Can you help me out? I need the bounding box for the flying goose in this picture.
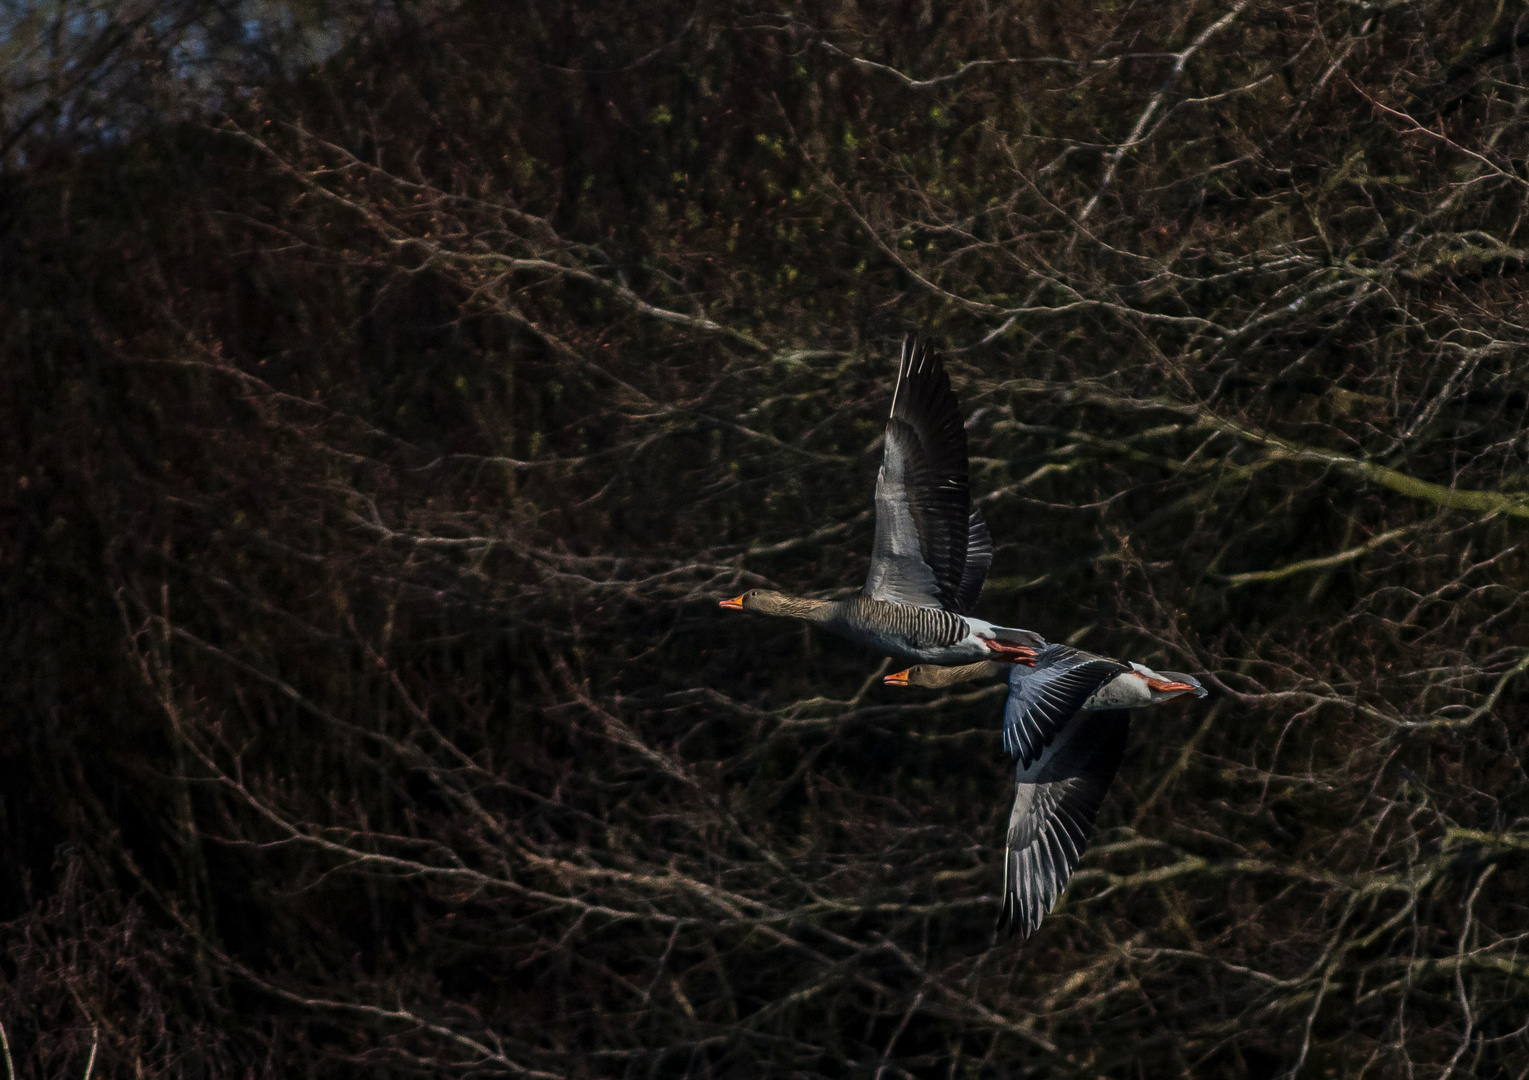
[720,337,1044,665]
[886,646,1206,938]
[886,649,1206,768]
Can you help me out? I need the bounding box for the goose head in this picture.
[719,590,822,618]
[1128,663,1207,704]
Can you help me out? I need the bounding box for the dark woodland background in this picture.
[5,0,1529,1076]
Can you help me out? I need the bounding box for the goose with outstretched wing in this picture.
[720,336,1044,664]
[887,646,1207,938]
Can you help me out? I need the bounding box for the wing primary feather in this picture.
[954,509,992,614]
[998,710,1133,940]
[866,336,976,611]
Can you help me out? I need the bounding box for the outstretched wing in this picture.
[1004,645,1131,768]
[865,337,974,611]
[998,709,1131,940]
[953,509,992,615]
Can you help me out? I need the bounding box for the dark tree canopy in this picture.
[5,0,1529,1076]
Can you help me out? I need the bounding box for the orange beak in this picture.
[718,595,745,610]
[1146,678,1198,694]
[884,669,911,686]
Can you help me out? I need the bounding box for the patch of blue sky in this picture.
[0,0,394,168]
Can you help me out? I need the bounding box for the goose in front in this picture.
[719,337,1044,665]
[886,645,1206,938]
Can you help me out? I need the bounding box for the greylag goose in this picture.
[720,337,1044,665]
[886,646,1206,938]
[886,648,1206,768]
